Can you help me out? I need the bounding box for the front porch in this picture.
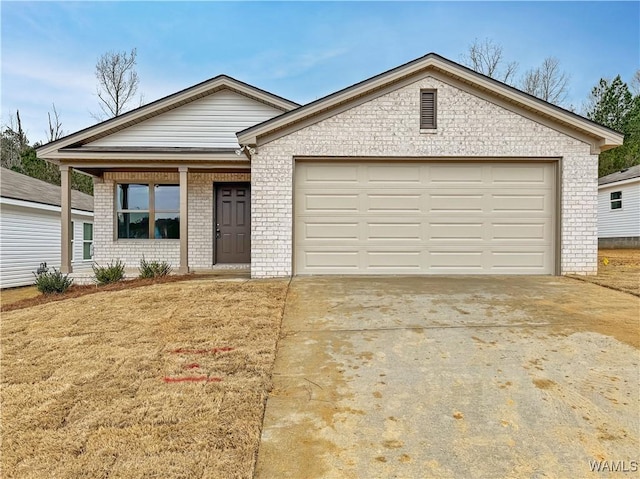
[59,164,251,276]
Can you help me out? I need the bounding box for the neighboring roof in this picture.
[0,168,94,212]
[37,75,300,160]
[598,164,640,186]
[237,52,624,153]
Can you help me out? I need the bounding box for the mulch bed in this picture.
[1,274,200,313]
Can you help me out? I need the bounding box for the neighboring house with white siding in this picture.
[0,168,94,288]
[598,165,640,248]
[36,54,623,278]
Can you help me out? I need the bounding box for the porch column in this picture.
[60,165,73,274]
[178,167,189,274]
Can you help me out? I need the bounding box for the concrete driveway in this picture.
[255,276,639,478]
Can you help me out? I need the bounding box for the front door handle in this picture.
[216,224,221,239]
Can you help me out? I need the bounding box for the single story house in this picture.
[597,165,640,248]
[0,168,94,288]
[36,53,623,278]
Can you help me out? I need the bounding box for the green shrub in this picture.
[33,268,73,294]
[139,257,172,279]
[93,260,125,285]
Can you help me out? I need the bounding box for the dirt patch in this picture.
[569,249,640,297]
[1,278,289,479]
[533,379,556,390]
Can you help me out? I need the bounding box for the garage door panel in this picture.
[304,222,360,240]
[303,193,360,212]
[491,221,550,241]
[428,222,484,240]
[429,194,484,213]
[490,250,548,270]
[428,251,484,270]
[367,222,422,240]
[491,193,550,213]
[367,193,422,212]
[491,165,548,185]
[302,251,360,270]
[301,164,359,183]
[367,165,423,183]
[429,164,484,183]
[366,251,422,269]
[295,161,555,275]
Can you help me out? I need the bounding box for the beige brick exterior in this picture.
[252,75,598,277]
[94,171,249,270]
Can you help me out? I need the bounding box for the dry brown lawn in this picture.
[1,278,289,479]
[570,249,640,296]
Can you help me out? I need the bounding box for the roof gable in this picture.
[85,89,284,150]
[237,53,623,154]
[37,75,299,159]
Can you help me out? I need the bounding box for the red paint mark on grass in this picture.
[163,376,223,383]
[184,363,200,370]
[171,347,234,355]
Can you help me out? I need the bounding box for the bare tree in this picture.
[461,38,518,84]
[631,69,640,96]
[1,110,29,168]
[520,57,570,105]
[93,48,140,120]
[46,103,65,142]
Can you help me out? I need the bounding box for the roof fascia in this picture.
[58,159,250,170]
[45,150,248,162]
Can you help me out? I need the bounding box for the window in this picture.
[420,89,437,129]
[116,183,180,239]
[610,191,622,210]
[83,223,93,260]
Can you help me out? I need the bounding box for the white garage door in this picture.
[294,161,556,275]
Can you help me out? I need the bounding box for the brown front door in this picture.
[215,183,251,264]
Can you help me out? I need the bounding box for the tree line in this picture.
[460,39,640,177]
[1,42,638,195]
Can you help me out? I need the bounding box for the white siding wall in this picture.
[88,90,283,149]
[598,181,640,238]
[0,202,93,288]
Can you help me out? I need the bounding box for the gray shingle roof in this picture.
[1,168,93,212]
[598,165,640,186]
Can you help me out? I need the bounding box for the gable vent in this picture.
[420,89,437,129]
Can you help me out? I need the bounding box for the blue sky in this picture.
[2,1,638,144]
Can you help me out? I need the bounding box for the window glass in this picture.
[118,212,150,238]
[610,191,622,210]
[155,213,180,239]
[83,223,93,241]
[115,183,180,239]
[117,184,149,210]
[83,223,93,260]
[155,185,180,210]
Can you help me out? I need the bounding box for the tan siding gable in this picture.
[88,90,283,149]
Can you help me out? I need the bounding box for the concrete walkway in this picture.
[256,276,639,479]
